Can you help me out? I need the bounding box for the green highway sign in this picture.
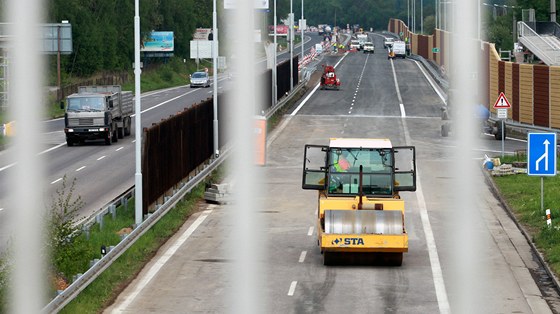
[399,32,404,36]
[432,47,440,53]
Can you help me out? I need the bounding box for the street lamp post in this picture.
[301,0,304,61]
[134,0,142,226]
[290,0,293,90]
[212,0,219,157]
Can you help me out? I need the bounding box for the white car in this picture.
[190,71,210,88]
[384,37,394,48]
[363,42,375,54]
[349,40,360,50]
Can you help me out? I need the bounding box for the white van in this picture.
[350,40,360,50]
[384,37,394,48]
[392,41,406,58]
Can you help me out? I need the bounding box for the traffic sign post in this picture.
[493,92,511,158]
[528,132,557,212]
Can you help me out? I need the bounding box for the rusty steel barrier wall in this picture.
[142,97,221,213]
[388,18,560,131]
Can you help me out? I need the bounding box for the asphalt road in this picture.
[0,34,326,253]
[106,33,560,313]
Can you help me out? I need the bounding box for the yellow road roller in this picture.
[302,138,416,266]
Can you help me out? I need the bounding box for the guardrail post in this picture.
[82,224,90,240]
[96,213,104,230]
[109,204,116,220]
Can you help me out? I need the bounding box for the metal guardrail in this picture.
[42,64,314,312]
[42,149,230,313]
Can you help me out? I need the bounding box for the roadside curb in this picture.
[482,167,560,296]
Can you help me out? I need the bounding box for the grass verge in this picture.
[492,154,560,277]
[57,166,224,313]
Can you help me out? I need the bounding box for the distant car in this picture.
[190,71,210,88]
[363,42,375,54]
[392,41,406,58]
[384,37,394,48]
[349,40,360,50]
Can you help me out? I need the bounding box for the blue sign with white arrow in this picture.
[528,133,557,176]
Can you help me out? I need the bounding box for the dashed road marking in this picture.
[76,166,86,172]
[287,281,298,296]
[97,156,106,161]
[50,178,62,185]
[307,226,314,236]
[299,251,307,263]
[116,147,124,151]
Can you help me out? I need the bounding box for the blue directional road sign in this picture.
[528,133,557,176]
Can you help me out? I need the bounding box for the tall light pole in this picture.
[134,0,142,226]
[301,0,304,61]
[290,0,293,90]
[408,0,411,27]
[421,0,424,34]
[552,0,557,22]
[212,0,219,157]
[273,0,277,105]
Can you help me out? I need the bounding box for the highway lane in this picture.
[107,34,559,312]
[0,33,327,252]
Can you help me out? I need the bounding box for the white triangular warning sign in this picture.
[493,92,511,109]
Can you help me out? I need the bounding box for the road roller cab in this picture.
[302,138,416,266]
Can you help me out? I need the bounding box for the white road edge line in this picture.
[390,59,406,118]
[287,281,297,296]
[413,60,447,104]
[400,100,450,313]
[291,52,349,116]
[97,156,106,161]
[417,175,450,314]
[116,147,124,151]
[75,166,86,172]
[298,251,307,263]
[113,209,213,312]
[50,178,62,185]
[307,226,314,236]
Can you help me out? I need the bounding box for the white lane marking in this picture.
[50,178,62,185]
[39,143,66,155]
[0,208,3,212]
[413,60,447,104]
[399,104,406,117]
[132,90,198,117]
[97,156,106,161]
[76,166,86,172]
[0,163,16,173]
[287,281,298,296]
[298,251,307,263]
[307,226,314,236]
[116,147,124,151]
[400,102,450,313]
[390,59,406,118]
[291,52,349,116]
[113,210,213,312]
[132,140,136,143]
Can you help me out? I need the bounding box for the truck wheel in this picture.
[66,139,74,147]
[105,132,112,145]
[112,128,118,143]
[124,117,131,136]
[117,127,124,139]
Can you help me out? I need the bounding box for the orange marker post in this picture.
[254,116,266,166]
